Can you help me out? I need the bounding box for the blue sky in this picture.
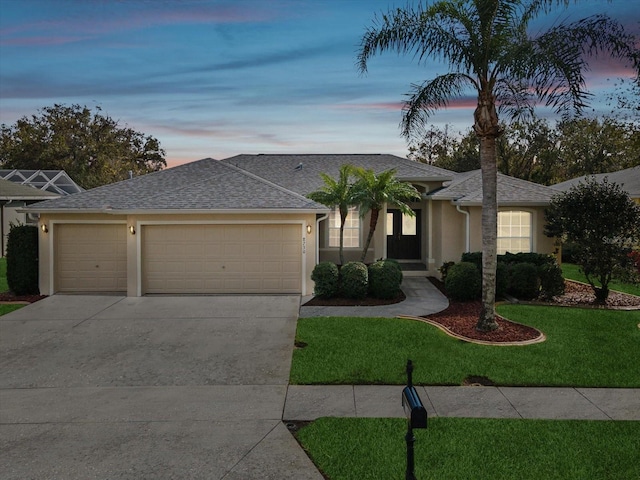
[1,0,638,167]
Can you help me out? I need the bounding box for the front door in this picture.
[386,209,421,260]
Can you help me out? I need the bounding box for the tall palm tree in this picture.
[352,168,421,262]
[358,0,639,331]
[307,164,357,265]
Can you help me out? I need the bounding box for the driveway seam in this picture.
[71,296,127,328]
[220,420,281,479]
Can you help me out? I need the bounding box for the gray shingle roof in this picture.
[26,158,327,212]
[551,166,640,198]
[222,154,454,195]
[430,169,557,206]
[0,179,59,200]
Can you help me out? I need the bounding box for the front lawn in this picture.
[562,262,640,297]
[290,305,640,387]
[0,257,8,292]
[296,417,640,480]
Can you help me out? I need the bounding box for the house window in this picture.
[497,210,532,254]
[328,207,360,248]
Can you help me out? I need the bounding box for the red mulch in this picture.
[0,292,47,303]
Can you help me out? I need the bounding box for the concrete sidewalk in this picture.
[283,385,640,421]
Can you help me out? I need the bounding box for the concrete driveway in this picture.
[0,295,322,479]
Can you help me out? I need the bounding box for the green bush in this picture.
[460,252,482,271]
[439,261,456,283]
[340,261,369,299]
[508,262,539,300]
[496,262,509,298]
[311,261,339,298]
[445,262,481,301]
[6,225,39,295]
[538,262,565,300]
[368,259,403,299]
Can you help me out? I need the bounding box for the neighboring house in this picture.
[25,154,558,297]
[0,170,82,256]
[552,165,640,204]
[0,179,59,256]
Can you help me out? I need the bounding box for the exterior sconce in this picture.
[129,225,136,235]
[41,224,48,233]
[306,225,312,234]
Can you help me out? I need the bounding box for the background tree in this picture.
[358,1,639,330]
[352,168,420,262]
[0,104,166,189]
[307,164,357,265]
[545,177,640,303]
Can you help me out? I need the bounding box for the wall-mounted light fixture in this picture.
[306,225,312,234]
[41,224,48,233]
[129,225,136,235]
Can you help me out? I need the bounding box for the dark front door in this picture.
[386,209,421,260]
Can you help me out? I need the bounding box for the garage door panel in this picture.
[142,224,302,294]
[55,224,127,293]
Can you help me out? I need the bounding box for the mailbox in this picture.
[402,385,427,429]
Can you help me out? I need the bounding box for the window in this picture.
[328,207,360,247]
[497,211,532,254]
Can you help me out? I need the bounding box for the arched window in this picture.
[497,211,532,254]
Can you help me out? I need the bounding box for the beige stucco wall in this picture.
[38,212,318,297]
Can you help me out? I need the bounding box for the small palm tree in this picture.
[352,168,421,262]
[307,164,357,265]
[358,0,639,331]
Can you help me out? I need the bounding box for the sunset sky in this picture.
[1,0,638,168]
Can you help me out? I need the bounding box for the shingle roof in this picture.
[25,158,327,212]
[551,166,640,198]
[222,154,454,195]
[430,169,556,206]
[0,179,59,200]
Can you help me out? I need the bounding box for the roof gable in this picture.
[552,166,640,197]
[26,158,327,212]
[430,169,557,205]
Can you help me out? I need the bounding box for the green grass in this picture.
[290,305,640,387]
[296,417,640,480]
[0,304,23,315]
[0,257,8,292]
[562,262,640,297]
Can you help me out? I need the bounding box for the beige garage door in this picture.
[142,224,302,294]
[55,224,127,293]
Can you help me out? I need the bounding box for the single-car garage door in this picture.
[55,224,127,293]
[142,224,302,294]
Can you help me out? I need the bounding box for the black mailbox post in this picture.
[402,360,427,480]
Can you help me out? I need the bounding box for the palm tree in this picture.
[352,168,421,262]
[358,0,639,331]
[307,164,357,265]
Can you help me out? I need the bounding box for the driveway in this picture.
[0,295,322,479]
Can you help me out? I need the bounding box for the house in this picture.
[552,165,640,204]
[25,154,558,296]
[0,179,59,256]
[0,170,83,256]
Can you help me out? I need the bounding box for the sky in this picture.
[1,0,638,168]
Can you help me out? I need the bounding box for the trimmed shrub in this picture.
[538,261,565,300]
[6,224,39,295]
[368,259,403,299]
[439,261,455,283]
[496,261,509,298]
[508,262,539,300]
[445,262,481,301]
[340,261,369,299]
[461,252,482,271]
[311,261,339,298]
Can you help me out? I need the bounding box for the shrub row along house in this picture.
[25,154,558,297]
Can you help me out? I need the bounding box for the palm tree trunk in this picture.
[339,216,346,265]
[360,208,379,263]
[478,136,499,331]
[474,89,500,332]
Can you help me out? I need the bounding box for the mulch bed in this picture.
[0,292,47,303]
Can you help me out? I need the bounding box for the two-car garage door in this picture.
[142,224,302,294]
[54,223,303,295]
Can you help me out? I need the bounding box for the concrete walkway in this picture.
[299,276,449,318]
[284,385,640,421]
